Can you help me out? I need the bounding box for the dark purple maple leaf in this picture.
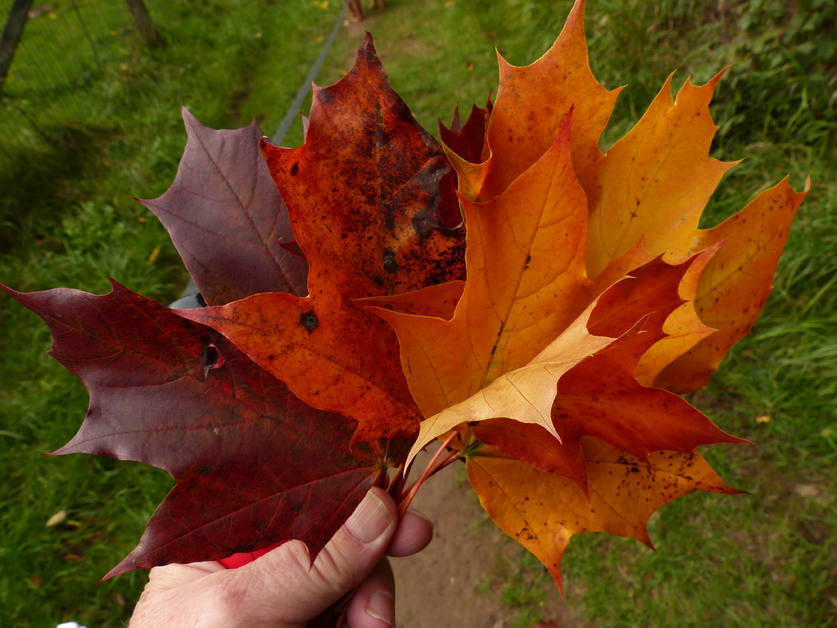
[1,281,387,579]
[440,101,492,165]
[141,108,309,305]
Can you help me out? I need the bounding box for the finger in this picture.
[210,486,399,626]
[344,559,395,628]
[387,508,433,558]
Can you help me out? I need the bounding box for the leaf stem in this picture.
[387,462,407,500]
[396,431,459,517]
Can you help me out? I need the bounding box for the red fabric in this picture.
[219,542,282,569]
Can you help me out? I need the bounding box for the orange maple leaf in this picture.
[446,0,620,202]
[442,0,806,391]
[467,438,740,593]
[374,117,603,452]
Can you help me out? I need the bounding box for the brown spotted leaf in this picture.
[467,438,740,591]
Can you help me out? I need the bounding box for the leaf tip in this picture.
[180,105,200,131]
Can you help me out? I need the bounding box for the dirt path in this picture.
[391,453,585,628]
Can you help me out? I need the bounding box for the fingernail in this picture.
[345,491,392,544]
[366,589,394,627]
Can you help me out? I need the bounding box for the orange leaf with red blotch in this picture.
[465,255,745,496]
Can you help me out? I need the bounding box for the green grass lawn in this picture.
[1,0,835,626]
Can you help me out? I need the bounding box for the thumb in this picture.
[213,487,398,627]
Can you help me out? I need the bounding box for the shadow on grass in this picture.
[0,122,113,252]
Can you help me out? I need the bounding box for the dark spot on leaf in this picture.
[382,201,397,233]
[630,467,640,473]
[376,124,391,150]
[202,343,224,378]
[383,249,399,274]
[300,310,319,333]
[410,209,437,239]
[290,163,299,177]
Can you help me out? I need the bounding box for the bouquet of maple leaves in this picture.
[4,0,807,606]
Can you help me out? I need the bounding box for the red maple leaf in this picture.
[1,281,394,577]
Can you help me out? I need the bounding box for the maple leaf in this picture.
[180,34,465,443]
[583,72,735,279]
[140,108,308,305]
[468,254,746,495]
[467,437,740,592]
[375,117,594,431]
[444,0,620,203]
[1,281,389,578]
[439,100,492,166]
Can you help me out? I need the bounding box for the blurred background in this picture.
[0,0,834,626]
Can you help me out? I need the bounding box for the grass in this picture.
[0,0,835,626]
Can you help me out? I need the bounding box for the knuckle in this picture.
[308,539,361,594]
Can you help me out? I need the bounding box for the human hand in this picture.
[129,486,433,628]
